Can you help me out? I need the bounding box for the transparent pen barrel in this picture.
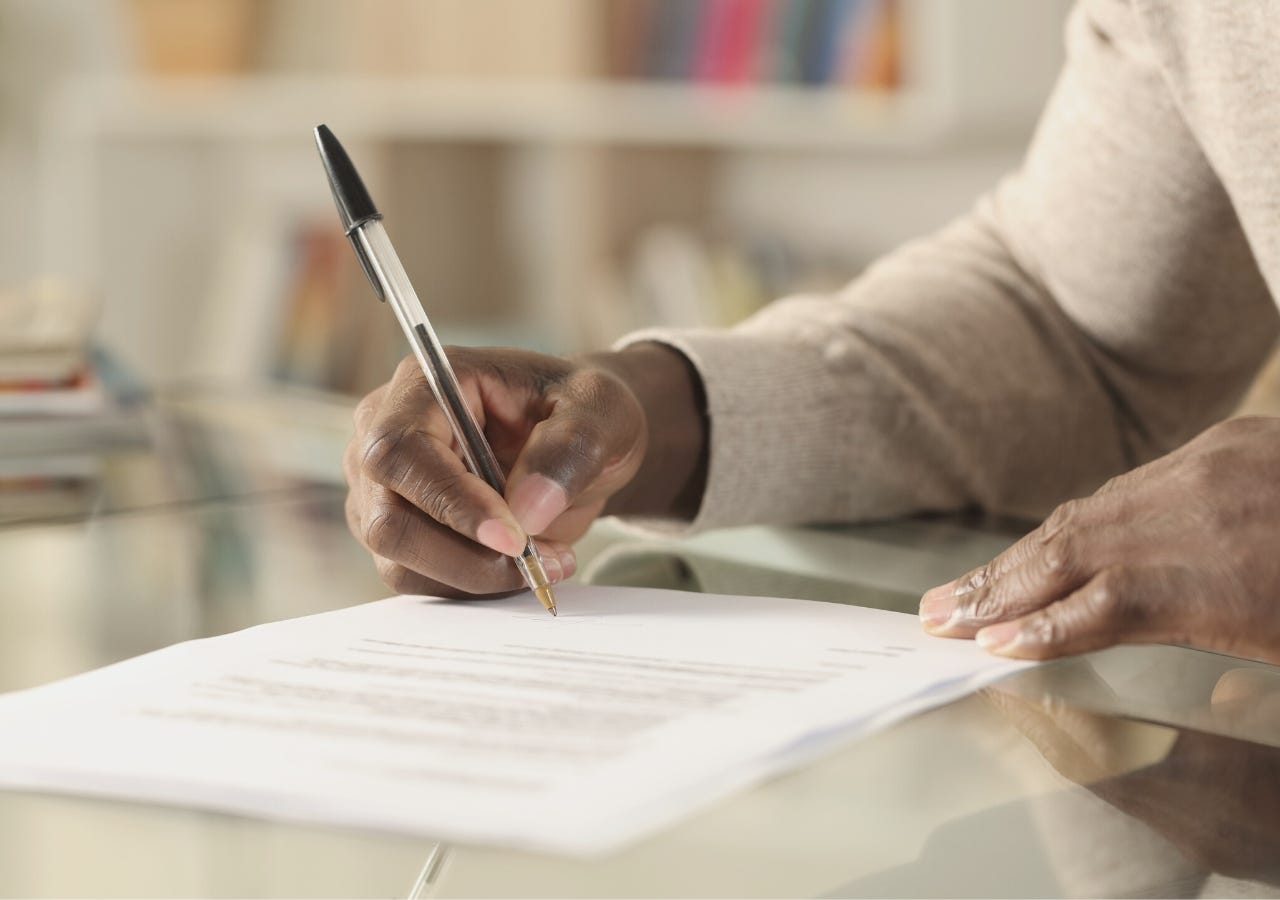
[357,221,552,594]
[356,222,507,493]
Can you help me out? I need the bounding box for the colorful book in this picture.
[648,0,704,80]
[858,0,902,89]
[801,0,859,85]
[704,0,769,83]
[771,0,817,83]
[603,0,657,79]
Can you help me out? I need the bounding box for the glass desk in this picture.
[1,388,1277,898]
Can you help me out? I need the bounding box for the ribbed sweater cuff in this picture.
[613,326,853,534]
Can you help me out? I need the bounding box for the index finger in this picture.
[360,361,528,558]
[917,510,1055,621]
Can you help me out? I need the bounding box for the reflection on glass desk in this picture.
[1,387,1278,898]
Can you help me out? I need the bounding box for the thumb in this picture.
[504,370,645,536]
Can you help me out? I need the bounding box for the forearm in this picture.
[608,0,1277,532]
[620,216,1142,529]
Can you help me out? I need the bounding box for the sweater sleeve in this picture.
[617,0,1278,532]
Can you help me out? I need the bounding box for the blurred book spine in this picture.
[0,344,151,460]
[0,282,149,515]
[606,0,902,90]
[271,220,404,397]
[694,0,767,84]
[0,454,102,523]
[588,224,859,345]
[0,369,105,417]
[0,279,102,416]
[344,0,600,80]
[127,0,260,75]
[648,0,704,80]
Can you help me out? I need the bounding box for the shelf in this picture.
[47,76,952,152]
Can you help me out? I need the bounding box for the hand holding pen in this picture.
[318,125,709,606]
[343,347,647,599]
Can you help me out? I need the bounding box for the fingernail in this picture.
[919,585,959,630]
[976,621,1021,654]
[507,474,569,536]
[476,518,527,557]
[542,555,564,583]
[559,549,577,579]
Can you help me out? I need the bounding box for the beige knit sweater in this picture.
[622,0,1280,530]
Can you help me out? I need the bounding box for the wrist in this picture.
[586,342,708,520]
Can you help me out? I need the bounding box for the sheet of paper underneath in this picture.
[0,584,1031,855]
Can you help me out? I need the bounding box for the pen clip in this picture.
[348,228,386,302]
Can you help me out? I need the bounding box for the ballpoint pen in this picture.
[313,123,558,616]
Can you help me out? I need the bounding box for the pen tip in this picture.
[534,584,557,616]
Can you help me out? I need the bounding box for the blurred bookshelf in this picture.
[48,78,944,149]
[36,0,1069,398]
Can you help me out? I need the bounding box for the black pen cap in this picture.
[313,124,382,235]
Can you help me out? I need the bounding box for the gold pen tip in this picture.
[534,584,557,617]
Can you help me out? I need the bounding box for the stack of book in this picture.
[604,0,902,90]
[0,281,146,521]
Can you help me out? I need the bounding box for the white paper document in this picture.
[0,585,1030,855]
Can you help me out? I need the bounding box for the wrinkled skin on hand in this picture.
[344,348,645,597]
[920,416,1280,663]
[343,343,705,598]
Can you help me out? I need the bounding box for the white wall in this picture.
[0,0,126,285]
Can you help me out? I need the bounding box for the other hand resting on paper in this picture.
[920,417,1280,664]
[342,343,707,596]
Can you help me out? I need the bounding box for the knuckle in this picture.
[1043,498,1081,536]
[1040,530,1078,580]
[1087,568,1141,630]
[1182,454,1212,488]
[441,345,481,377]
[1095,468,1137,497]
[1087,571,1120,617]
[353,390,381,431]
[361,425,415,486]
[1215,416,1258,440]
[418,471,470,527]
[961,564,991,593]
[363,504,409,557]
[963,589,1004,623]
[393,354,424,384]
[1026,612,1065,648]
[1183,446,1233,491]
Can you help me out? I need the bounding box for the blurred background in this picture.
[2,0,1075,393]
[0,0,1090,692]
[4,0,1278,519]
[3,12,1279,894]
